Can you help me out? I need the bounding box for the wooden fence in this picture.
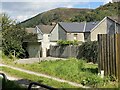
[98,34,120,81]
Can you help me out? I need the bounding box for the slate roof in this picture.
[59,22,84,33]
[37,25,54,34]
[58,21,100,33]
[85,21,99,32]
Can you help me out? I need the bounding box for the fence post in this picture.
[98,34,120,80]
[116,34,120,83]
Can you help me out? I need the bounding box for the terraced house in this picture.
[50,17,120,43]
[24,25,54,58]
[25,16,120,58]
[91,17,120,41]
[50,21,99,43]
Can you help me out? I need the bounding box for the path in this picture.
[0,64,89,88]
[16,57,67,64]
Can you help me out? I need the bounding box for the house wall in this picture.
[27,42,41,58]
[107,18,116,34]
[42,34,50,49]
[91,18,107,41]
[50,24,59,41]
[91,17,120,41]
[67,33,85,42]
[58,25,67,40]
[50,42,58,46]
[117,23,120,33]
[35,26,43,41]
[41,34,50,57]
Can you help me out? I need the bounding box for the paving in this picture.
[16,57,67,64]
[0,64,89,88]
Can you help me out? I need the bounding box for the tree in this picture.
[2,14,27,58]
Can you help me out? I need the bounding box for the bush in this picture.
[57,40,79,45]
[81,75,103,87]
[77,41,98,63]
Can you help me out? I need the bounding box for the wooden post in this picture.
[38,50,40,63]
[13,50,15,60]
[98,34,120,84]
[14,50,15,58]
[116,34,120,84]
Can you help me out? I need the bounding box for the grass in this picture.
[16,59,100,86]
[1,57,119,88]
[0,66,78,88]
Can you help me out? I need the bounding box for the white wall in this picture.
[42,34,50,49]
[41,34,50,57]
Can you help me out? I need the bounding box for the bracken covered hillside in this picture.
[20,2,120,28]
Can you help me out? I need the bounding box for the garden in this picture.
[1,55,118,88]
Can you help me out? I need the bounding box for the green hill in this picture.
[20,2,120,28]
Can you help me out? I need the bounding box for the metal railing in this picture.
[0,73,7,90]
[0,72,58,90]
[28,82,58,90]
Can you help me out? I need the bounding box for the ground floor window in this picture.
[74,34,77,40]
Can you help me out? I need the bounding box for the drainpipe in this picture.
[115,21,117,34]
[83,21,86,42]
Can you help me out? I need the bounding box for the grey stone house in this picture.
[50,21,99,44]
[25,25,54,58]
[24,16,120,58]
[50,17,120,43]
[91,17,120,41]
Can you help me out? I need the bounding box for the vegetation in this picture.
[57,41,98,63]
[77,41,98,63]
[0,67,78,88]
[2,14,27,58]
[57,40,79,45]
[20,2,120,28]
[20,8,91,27]
[2,58,118,88]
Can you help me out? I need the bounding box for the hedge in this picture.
[77,41,98,63]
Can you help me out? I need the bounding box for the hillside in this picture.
[20,8,92,27]
[20,2,120,28]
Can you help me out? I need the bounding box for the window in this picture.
[74,34,77,40]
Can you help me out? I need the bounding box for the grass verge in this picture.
[0,66,79,88]
[2,57,118,88]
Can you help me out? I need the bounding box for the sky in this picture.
[1,0,112,22]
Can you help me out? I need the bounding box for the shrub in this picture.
[57,40,79,45]
[77,41,98,63]
[81,75,103,87]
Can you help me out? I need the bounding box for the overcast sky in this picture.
[1,0,112,22]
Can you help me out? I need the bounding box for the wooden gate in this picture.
[98,34,120,81]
